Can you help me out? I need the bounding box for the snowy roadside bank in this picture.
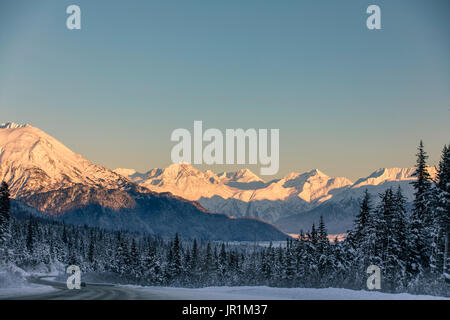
[1,275,448,300]
[121,285,450,300]
[0,265,59,299]
[0,284,58,299]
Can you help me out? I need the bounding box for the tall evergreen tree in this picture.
[318,216,328,248]
[218,243,227,283]
[409,140,433,283]
[128,239,140,277]
[309,223,318,245]
[202,242,215,285]
[317,216,332,286]
[376,188,405,292]
[88,237,95,264]
[172,233,182,277]
[353,189,372,248]
[26,216,34,254]
[412,140,432,223]
[393,186,409,289]
[360,193,382,285]
[431,144,450,282]
[0,181,11,263]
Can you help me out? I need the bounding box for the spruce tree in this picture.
[358,192,382,287]
[202,242,215,285]
[128,239,140,281]
[283,243,296,287]
[431,144,450,282]
[88,237,95,264]
[309,223,318,245]
[172,233,182,279]
[393,186,408,289]
[353,189,372,248]
[409,140,432,284]
[0,181,11,263]
[412,140,432,222]
[318,216,329,249]
[317,216,332,286]
[26,216,34,254]
[191,239,198,270]
[218,243,227,283]
[377,188,406,292]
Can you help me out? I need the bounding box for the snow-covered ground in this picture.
[0,265,59,299]
[1,265,447,300]
[123,285,449,300]
[1,272,447,300]
[0,284,58,299]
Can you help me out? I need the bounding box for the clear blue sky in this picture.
[1,0,449,180]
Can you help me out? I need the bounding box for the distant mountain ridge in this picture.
[114,165,354,202]
[276,167,437,234]
[115,165,437,234]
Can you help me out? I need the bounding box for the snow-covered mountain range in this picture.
[115,163,437,234]
[1,121,437,235]
[113,165,354,221]
[0,122,287,241]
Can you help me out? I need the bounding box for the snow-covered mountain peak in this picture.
[114,168,137,177]
[204,169,216,176]
[0,123,128,198]
[277,169,352,202]
[0,122,30,129]
[165,162,198,175]
[236,168,265,182]
[218,168,265,183]
[112,162,237,201]
[308,168,327,177]
[352,167,437,188]
[282,169,326,182]
[160,162,216,182]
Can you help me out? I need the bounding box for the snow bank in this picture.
[0,264,29,288]
[124,285,449,300]
[0,264,59,299]
[0,285,59,299]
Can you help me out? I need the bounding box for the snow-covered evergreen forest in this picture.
[0,142,449,297]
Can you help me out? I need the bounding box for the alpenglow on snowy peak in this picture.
[352,167,437,188]
[275,166,439,234]
[217,168,265,183]
[114,163,238,200]
[114,164,355,222]
[115,163,438,231]
[0,122,129,198]
[115,165,353,203]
